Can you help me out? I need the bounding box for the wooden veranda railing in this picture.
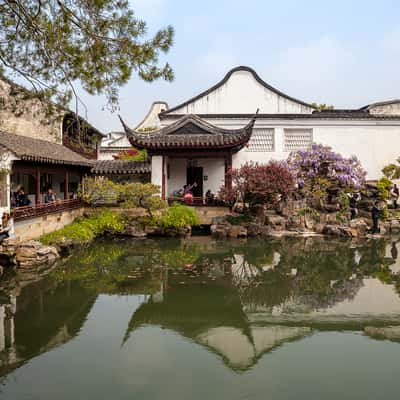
[13,198,82,221]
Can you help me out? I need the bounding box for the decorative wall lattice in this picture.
[284,129,313,151]
[246,128,274,152]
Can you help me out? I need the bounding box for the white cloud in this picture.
[192,36,240,80]
[267,36,357,106]
[380,26,400,54]
[129,0,168,21]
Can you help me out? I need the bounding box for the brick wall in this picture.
[0,79,63,144]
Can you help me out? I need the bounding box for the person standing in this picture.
[371,201,380,234]
[349,193,359,220]
[392,184,399,209]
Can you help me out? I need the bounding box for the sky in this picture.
[75,0,400,133]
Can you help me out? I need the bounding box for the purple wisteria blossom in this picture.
[287,144,366,191]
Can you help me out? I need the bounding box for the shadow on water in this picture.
[1,235,400,374]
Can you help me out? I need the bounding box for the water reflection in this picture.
[1,236,400,375]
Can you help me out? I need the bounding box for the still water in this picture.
[1,236,400,399]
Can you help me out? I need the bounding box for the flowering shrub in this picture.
[287,144,366,199]
[112,148,147,161]
[218,161,295,209]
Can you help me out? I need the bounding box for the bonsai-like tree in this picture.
[219,161,295,210]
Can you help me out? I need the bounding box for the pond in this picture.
[1,236,400,399]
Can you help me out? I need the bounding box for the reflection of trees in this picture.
[0,278,96,378]
[236,237,398,313]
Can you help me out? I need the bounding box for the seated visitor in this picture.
[183,182,197,205]
[0,212,11,244]
[205,189,214,205]
[70,191,78,199]
[44,188,57,203]
[15,187,31,207]
[172,188,184,197]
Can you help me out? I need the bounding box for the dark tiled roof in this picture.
[0,130,93,166]
[120,113,257,150]
[92,160,150,174]
[159,110,400,121]
[160,66,314,116]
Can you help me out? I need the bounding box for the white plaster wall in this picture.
[171,70,313,115]
[167,158,225,196]
[168,158,186,195]
[231,121,400,180]
[201,158,225,194]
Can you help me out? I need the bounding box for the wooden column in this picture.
[64,169,69,200]
[225,152,232,191]
[35,166,40,205]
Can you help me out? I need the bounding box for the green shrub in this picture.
[297,207,320,218]
[380,206,389,221]
[377,177,392,200]
[119,182,166,215]
[337,192,350,212]
[80,178,165,216]
[79,176,119,205]
[160,203,199,229]
[225,214,254,225]
[40,210,124,245]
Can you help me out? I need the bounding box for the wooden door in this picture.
[187,166,203,197]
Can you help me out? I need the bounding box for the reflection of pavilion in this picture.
[123,281,311,370]
[124,258,400,370]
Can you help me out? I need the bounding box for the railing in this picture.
[13,198,82,221]
[167,196,225,207]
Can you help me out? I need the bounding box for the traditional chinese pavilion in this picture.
[121,113,257,201]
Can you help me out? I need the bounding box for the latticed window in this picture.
[246,128,274,152]
[284,129,313,151]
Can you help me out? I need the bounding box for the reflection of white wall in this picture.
[196,325,310,369]
[0,306,5,352]
[319,278,400,315]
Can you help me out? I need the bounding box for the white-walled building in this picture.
[122,66,400,200]
[99,102,168,160]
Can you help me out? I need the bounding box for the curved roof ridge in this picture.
[360,99,400,110]
[161,66,314,116]
[134,101,169,131]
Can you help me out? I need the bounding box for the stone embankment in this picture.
[210,200,400,239]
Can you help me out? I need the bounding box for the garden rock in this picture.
[349,218,368,237]
[247,222,262,237]
[124,222,147,238]
[228,225,247,238]
[15,240,59,269]
[389,218,400,232]
[266,215,286,231]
